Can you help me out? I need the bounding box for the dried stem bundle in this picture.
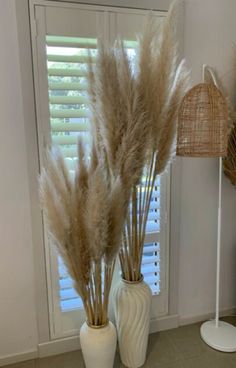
[87,1,189,282]
[39,145,126,326]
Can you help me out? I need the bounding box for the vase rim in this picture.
[121,274,144,284]
[86,319,109,329]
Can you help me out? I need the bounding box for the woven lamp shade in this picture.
[177,83,230,157]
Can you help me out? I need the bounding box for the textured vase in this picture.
[113,277,152,368]
[80,320,117,368]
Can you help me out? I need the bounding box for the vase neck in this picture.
[121,274,144,284]
[86,319,109,329]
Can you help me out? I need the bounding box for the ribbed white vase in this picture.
[113,277,152,368]
[80,320,117,368]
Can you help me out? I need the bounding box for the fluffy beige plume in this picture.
[87,39,150,192]
[155,60,190,174]
[72,141,91,286]
[76,140,88,193]
[137,2,179,152]
[92,44,122,173]
[86,166,110,261]
[105,177,126,264]
[136,16,161,144]
[43,149,70,210]
[87,53,104,160]
[53,147,72,194]
[114,40,150,188]
[39,168,70,247]
[152,3,179,146]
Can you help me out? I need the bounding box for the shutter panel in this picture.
[141,176,161,296]
[46,35,97,311]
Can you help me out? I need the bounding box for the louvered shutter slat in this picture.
[48,68,87,77]
[46,35,97,48]
[52,135,90,146]
[143,244,159,254]
[145,275,160,285]
[49,96,88,104]
[47,54,95,63]
[60,288,78,300]
[51,122,89,132]
[59,277,73,289]
[52,135,79,145]
[48,82,87,90]
[146,212,160,222]
[50,108,89,118]
[142,255,159,265]
[60,147,79,158]
[61,298,83,311]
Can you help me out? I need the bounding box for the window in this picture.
[31,1,169,339]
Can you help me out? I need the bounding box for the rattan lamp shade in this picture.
[177,83,230,157]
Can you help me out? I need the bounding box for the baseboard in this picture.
[0,349,38,367]
[38,335,80,358]
[150,314,179,333]
[179,307,236,326]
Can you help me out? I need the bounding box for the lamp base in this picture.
[200,320,236,352]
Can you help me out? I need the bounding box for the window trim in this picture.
[30,0,169,14]
[29,0,174,340]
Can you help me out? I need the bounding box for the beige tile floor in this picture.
[4,317,236,368]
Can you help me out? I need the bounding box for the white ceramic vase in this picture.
[113,277,152,368]
[80,320,117,368]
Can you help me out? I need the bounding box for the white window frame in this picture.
[30,0,170,339]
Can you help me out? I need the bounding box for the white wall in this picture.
[0,0,38,359]
[179,0,236,319]
[1,0,236,361]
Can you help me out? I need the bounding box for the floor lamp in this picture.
[177,64,236,352]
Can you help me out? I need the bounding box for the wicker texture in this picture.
[223,122,236,186]
[177,83,230,157]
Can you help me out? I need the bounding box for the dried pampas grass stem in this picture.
[40,144,126,326]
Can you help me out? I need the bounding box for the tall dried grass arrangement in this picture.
[40,1,189,325]
[87,1,189,282]
[39,144,126,326]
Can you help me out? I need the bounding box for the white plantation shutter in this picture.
[32,2,169,338]
[46,35,97,312]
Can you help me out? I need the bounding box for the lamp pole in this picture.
[200,67,236,352]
